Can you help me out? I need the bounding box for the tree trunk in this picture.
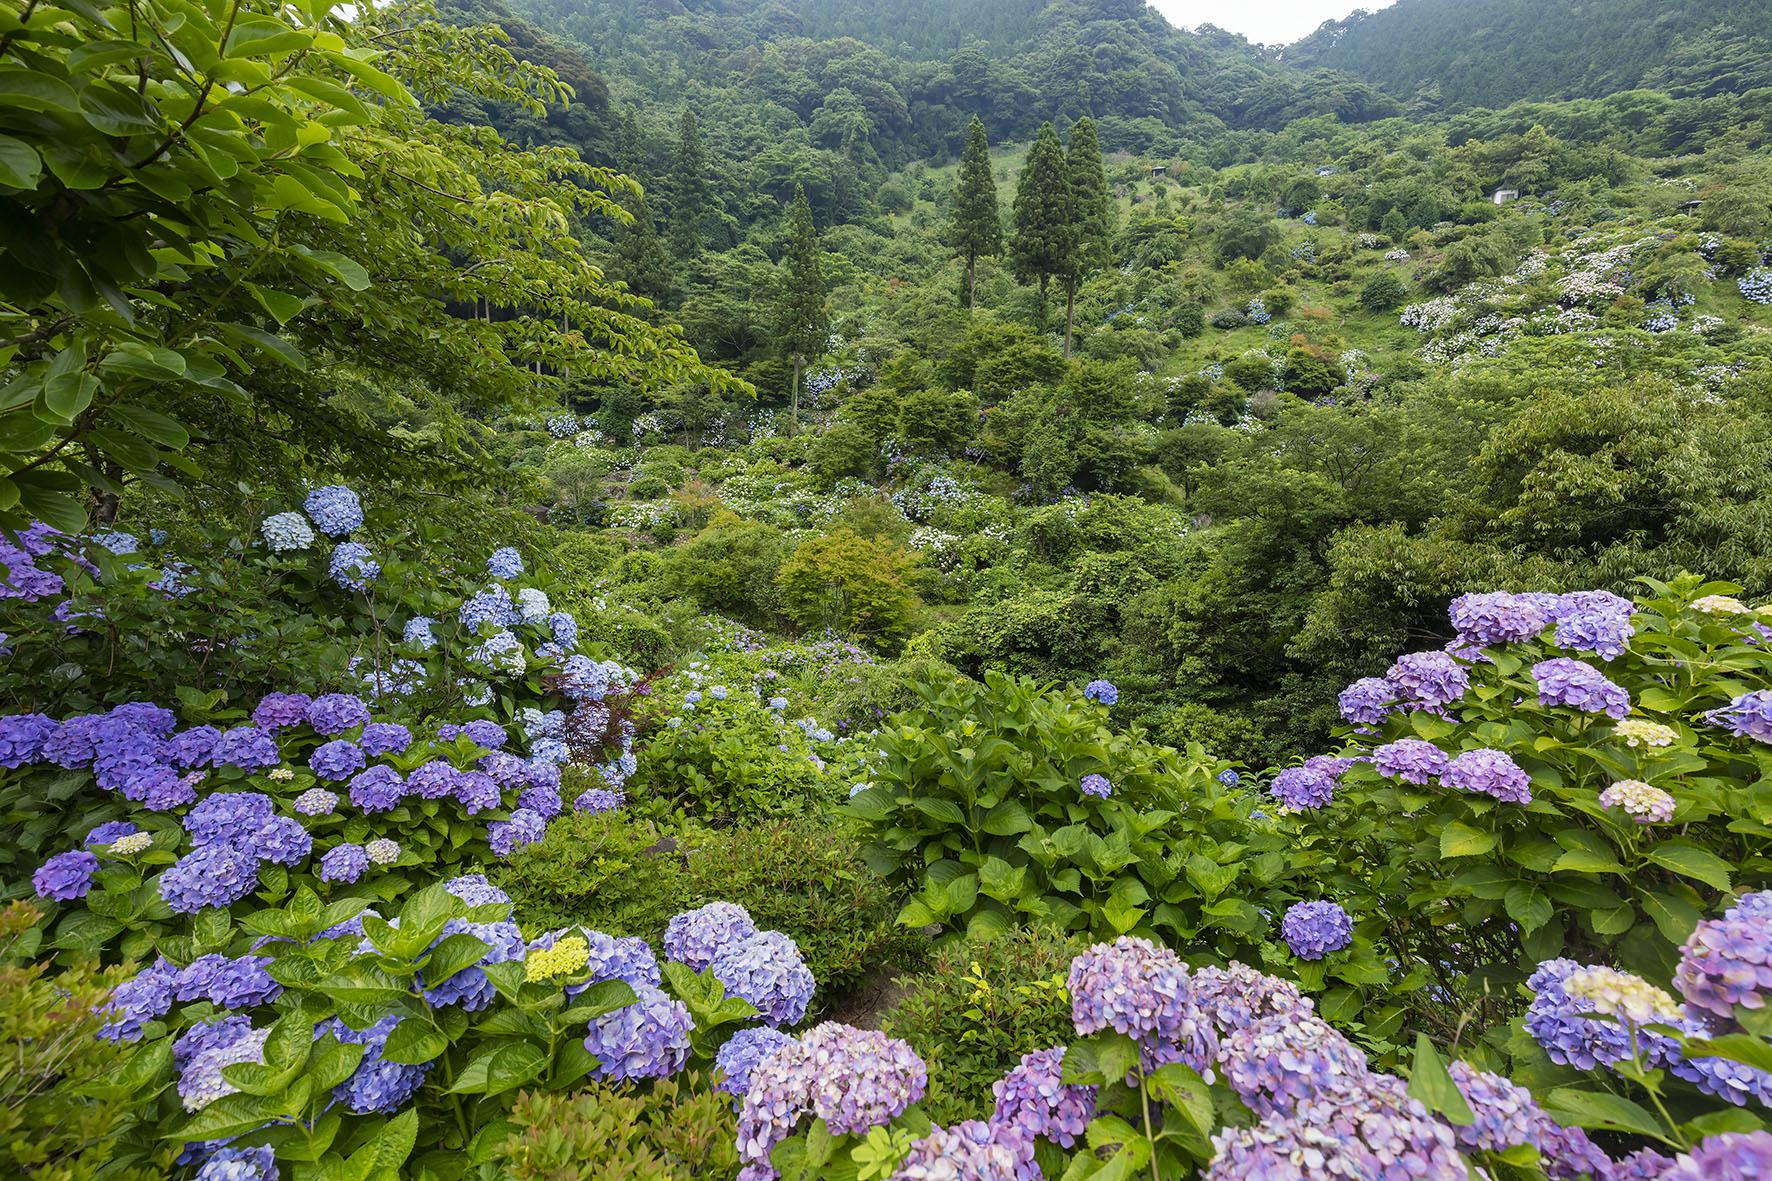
[790,357,801,436]
[1064,282,1076,357]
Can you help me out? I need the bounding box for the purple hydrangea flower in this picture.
[251,692,311,732]
[1083,679,1118,705]
[212,726,280,772]
[309,740,365,782]
[462,719,507,749]
[1675,902,1772,1019]
[161,844,261,913]
[583,984,693,1082]
[459,587,516,633]
[1524,959,1637,1070]
[359,722,411,758]
[487,807,547,858]
[1079,773,1112,799]
[1534,658,1630,718]
[1270,764,1336,811]
[347,764,405,812]
[174,1015,255,1069]
[293,788,338,816]
[1450,591,1553,647]
[664,902,758,972]
[407,760,458,800]
[1707,690,1772,744]
[1664,1132,1772,1179]
[86,820,140,846]
[1205,1074,1464,1180]
[322,1015,432,1114]
[573,787,626,814]
[186,792,275,844]
[166,726,223,769]
[991,1046,1097,1149]
[303,485,362,537]
[33,849,98,900]
[1388,650,1470,709]
[178,1024,270,1111]
[307,693,369,736]
[1281,900,1354,960]
[195,1144,277,1181]
[419,918,526,1010]
[444,874,511,912]
[516,784,562,819]
[1338,676,1399,726]
[1068,936,1217,1074]
[710,930,815,1028]
[320,844,370,884]
[1220,1010,1368,1116]
[1548,590,1635,660]
[1441,748,1532,804]
[174,954,281,1009]
[1371,738,1448,784]
[716,1026,797,1099]
[452,770,499,814]
[1188,962,1313,1036]
[251,815,312,866]
[98,958,179,1042]
[0,712,57,767]
[481,751,527,789]
[894,1120,1035,1180]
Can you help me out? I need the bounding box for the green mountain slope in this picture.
[1284,0,1772,111]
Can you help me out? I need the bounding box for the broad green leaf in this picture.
[1407,1035,1475,1126]
[0,135,42,188]
[1440,821,1497,859]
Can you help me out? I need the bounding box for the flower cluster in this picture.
[1441,747,1531,804]
[1280,900,1353,960]
[1599,779,1676,824]
[582,984,694,1082]
[303,485,363,537]
[892,1120,1034,1180]
[710,930,816,1028]
[990,1047,1096,1149]
[1533,658,1631,718]
[1205,1073,1464,1180]
[1675,891,1772,1019]
[1082,679,1118,706]
[664,902,759,972]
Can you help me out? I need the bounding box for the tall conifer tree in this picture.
[1062,116,1112,356]
[669,109,710,258]
[1009,123,1075,331]
[612,111,671,302]
[949,116,1002,309]
[775,185,829,436]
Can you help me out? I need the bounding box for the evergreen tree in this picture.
[1061,117,1112,357]
[775,186,830,436]
[669,109,710,258]
[1009,123,1075,331]
[949,116,1002,309]
[611,111,671,302]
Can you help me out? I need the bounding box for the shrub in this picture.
[881,925,1084,1126]
[776,529,922,646]
[493,1074,738,1179]
[849,671,1287,960]
[1209,308,1248,329]
[1360,272,1409,312]
[495,809,688,936]
[1173,301,1205,337]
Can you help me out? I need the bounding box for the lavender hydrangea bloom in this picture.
[86,820,140,846]
[161,844,260,914]
[1675,902,1772,1019]
[175,954,281,1009]
[1068,937,1217,1074]
[33,849,98,900]
[307,693,369,736]
[1079,773,1112,799]
[179,1025,270,1111]
[1270,764,1336,811]
[1548,590,1635,660]
[1083,679,1118,705]
[1220,1010,1368,1116]
[575,929,662,990]
[1664,1132,1772,1179]
[1388,650,1470,709]
[736,1022,928,1178]
[574,787,626,814]
[1338,677,1398,726]
[186,792,275,844]
[1281,901,1354,960]
[174,1015,256,1070]
[359,722,411,757]
[444,874,512,912]
[320,844,370,884]
[419,918,526,1010]
[1371,738,1449,784]
[251,816,312,867]
[894,1120,1035,1181]
[516,784,562,819]
[991,1047,1097,1149]
[261,510,314,553]
[549,611,579,650]
[303,485,363,537]
[452,770,499,814]
[347,764,405,812]
[1188,962,1313,1037]
[481,751,527,789]
[486,546,524,579]
[1442,748,1532,804]
[308,739,365,782]
[665,903,759,971]
[459,587,516,633]
[462,719,507,749]
[407,761,459,800]
[212,726,280,772]
[252,692,311,732]
[1707,690,1772,744]
[194,1144,277,1181]
[328,542,379,591]
[1450,591,1552,647]
[167,725,223,769]
[1524,959,1639,1070]
[711,931,815,1028]
[322,1015,432,1114]
[583,984,694,1082]
[487,808,547,858]
[1446,1060,1561,1158]
[0,712,57,766]
[97,958,179,1042]
[1534,658,1631,719]
[716,1026,797,1098]
[1205,1074,1464,1181]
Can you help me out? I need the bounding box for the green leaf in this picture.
[1641,889,1701,946]
[0,67,80,113]
[1543,1089,1666,1138]
[981,799,1032,836]
[1683,1034,1772,1075]
[0,135,42,189]
[1407,1035,1475,1126]
[420,932,491,986]
[291,245,371,290]
[1440,821,1497,859]
[911,797,965,825]
[380,1019,448,1065]
[1503,884,1553,934]
[1644,843,1733,893]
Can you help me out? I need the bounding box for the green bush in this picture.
[492,1074,738,1180]
[881,925,1084,1126]
[776,529,922,647]
[496,809,688,936]
[1360,272,1409,312]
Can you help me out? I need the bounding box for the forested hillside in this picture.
[4,0,1772,1176]
[1284,0,1772,110]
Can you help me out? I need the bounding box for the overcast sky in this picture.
[1148,0,1399,46]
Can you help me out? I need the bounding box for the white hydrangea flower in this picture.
[261,511,315,553]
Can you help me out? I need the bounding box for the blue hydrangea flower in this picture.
[251,693,311,732]
[1547,590,1635,660]
[261,510,314,553]
[178,1024,270,1111]
[715,1026,796,1099]
[86,820,140,846]
[321,1015,431,1114]
[487,808,547,858]
[359,722,412,757]
[664,903,758,972]
[710,930,815,1028]
[486,546,523,579]
[309,740,365,782]
[167,725,223,769]
[186,792,276,844]
[549,611,579,650]
[574,787,626,814]
[303,485,363,537]
[194,1144,277,1181]
[98,958,179,1042]
[348,764,405,812]
[1442,748,1531,804]
[213,726,280,772]
[320,844,369,884]
[32,849,98,900]
[462,719,507,749]
[1083,679,1118,705]
[444,874,512,912]
[577,929,661,989]
[1534,658,1630,718]
[161,844,262,914]
[583,984,693,1082]
[1079,773,1112,799]
[403,616,438,650]
[420,918,526,1010]
[328,542,379,591]
[1338,677,1398,726]
[1270,764,1336,810]
[174,954,281,1009]
[1707,690,1772,744]
[452,770,499,814]
[407,760,459,800]
[0,712,57,767]
[307,693,369,736]
[1281,900,1353,960]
